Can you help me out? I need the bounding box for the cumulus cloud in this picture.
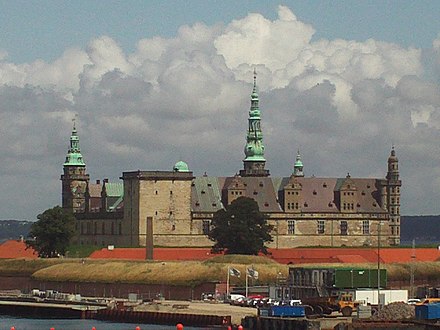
[0,5,439,219]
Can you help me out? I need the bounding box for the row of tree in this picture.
[29,197,273,257]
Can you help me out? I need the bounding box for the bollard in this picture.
[176,323,184,330]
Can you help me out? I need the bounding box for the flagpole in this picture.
[226,266,230,298]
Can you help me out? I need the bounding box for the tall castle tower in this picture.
[239,70,270,177]
[61,120,89,213]
[387,147,401,245]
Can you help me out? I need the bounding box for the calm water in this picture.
[0,317,207,330]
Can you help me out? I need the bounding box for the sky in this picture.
[1,1,440,220]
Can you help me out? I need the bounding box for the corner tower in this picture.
[61,120,89,213]
[239,70,270,177]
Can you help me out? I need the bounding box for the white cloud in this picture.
[0,6,439,219]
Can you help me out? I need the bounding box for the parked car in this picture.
[407,298,421,305]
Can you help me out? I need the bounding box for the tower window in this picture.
[340,221,348,236]
[362,220,370,235]
[317,220,325,234]
[288,220,295,235]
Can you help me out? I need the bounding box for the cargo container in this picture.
[346,289,407,305]
[415,303,440,320]
[268,305,305,318]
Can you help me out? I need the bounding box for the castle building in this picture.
[61,73,401,248]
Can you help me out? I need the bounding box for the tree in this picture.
[208,197,273,255]
[27,206,76,258]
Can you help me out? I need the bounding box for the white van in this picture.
[229,294,246,301]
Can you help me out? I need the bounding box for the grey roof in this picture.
[191,176,224,213]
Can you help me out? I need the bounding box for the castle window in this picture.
[340,221,348,236]
[212,203,217,207]
[253,191,258,195]
[202,220,211,235]
[313,190,317,195]
[264,202,269,207]
[172,224,176,231]
[295,202,299,209]
[343,203,346,210]
[170,191,173,195]
[328,202,332,207]
[323,183,327,188]
[259,182,264,187]
[361,191,365,195]
[373,202,377,207]
[155,190,158,195]
[391,227,395,235]
[288,220,295,235]
[351,203,354,209]
[317,220,325,234]
[362,220,370,235]
[287,202,291,210]
[201,190,205,194]
[367,184,370,189]
[207,183,212,187]
[357,203,360,207]
[195,202,200,207]
[304,202,308,207]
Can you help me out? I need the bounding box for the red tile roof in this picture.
[90,247,440,264]
[0,240,38,259]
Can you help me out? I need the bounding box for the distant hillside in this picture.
[0,220,33,242]
[401,215,440,245]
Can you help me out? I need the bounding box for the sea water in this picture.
[0,317,206,330]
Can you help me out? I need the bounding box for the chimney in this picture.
[103,178,109,184]
[96,179,100,184]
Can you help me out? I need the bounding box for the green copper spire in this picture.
[244,69,265,161]
[293,150,304,177]
[63,119,86,167]
[240,69,270,177]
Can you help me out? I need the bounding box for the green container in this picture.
[333,268,387,288]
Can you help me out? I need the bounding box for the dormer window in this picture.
[259,182,264,187]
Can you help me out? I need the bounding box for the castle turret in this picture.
[61,120,89,213]
[293,150,304,177]
[386,146,401,245]
[239,69,270,177]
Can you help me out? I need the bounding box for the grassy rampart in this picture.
[0,256,439,286]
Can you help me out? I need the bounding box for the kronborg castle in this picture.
[61,73,401,249]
